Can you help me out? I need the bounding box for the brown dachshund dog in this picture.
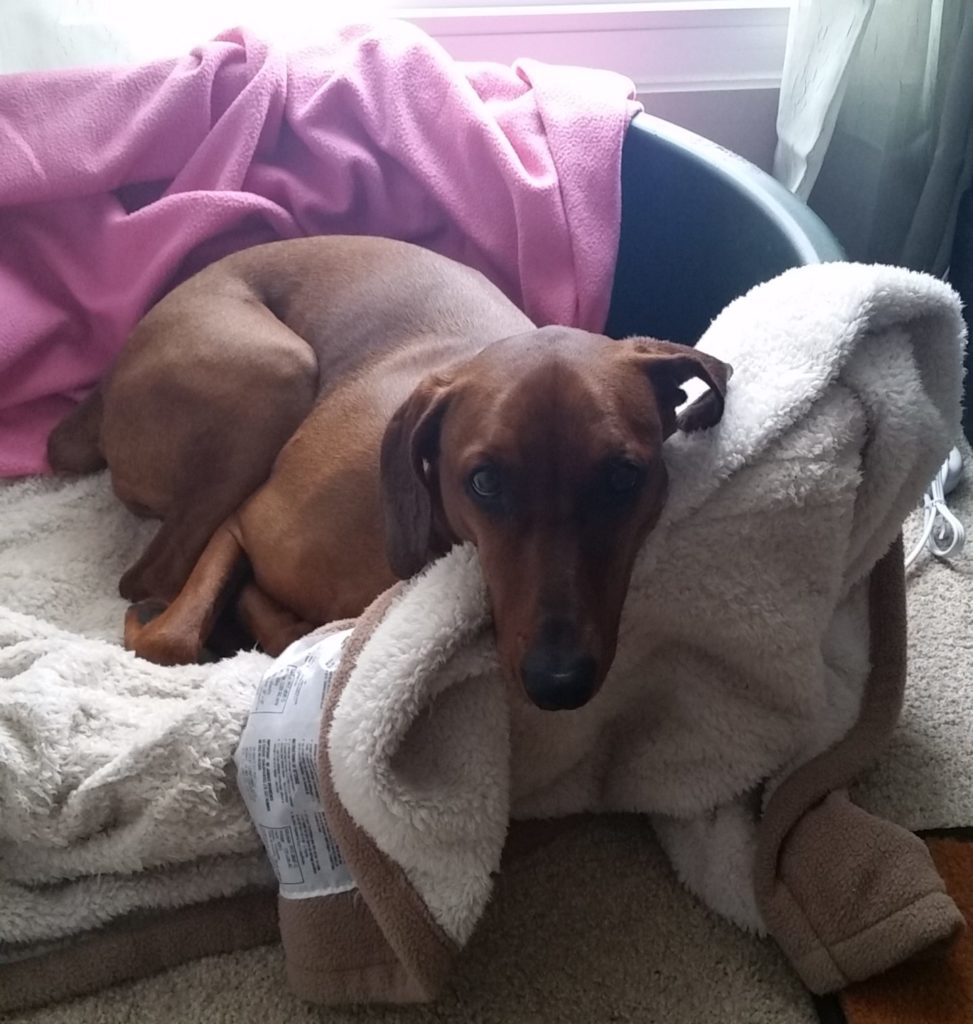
[48,235,730,711]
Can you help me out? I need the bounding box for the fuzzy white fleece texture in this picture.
[0,475,274,946]
[327,263,965,942]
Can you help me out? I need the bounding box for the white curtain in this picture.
[775,0,973,273]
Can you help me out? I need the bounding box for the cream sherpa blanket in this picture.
[0,478,275,953]
[0,261,966,1010]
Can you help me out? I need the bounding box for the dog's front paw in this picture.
[124,602,202,667]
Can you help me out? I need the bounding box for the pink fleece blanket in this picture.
[0,20,639,477]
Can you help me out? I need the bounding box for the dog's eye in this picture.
[469,466,502,500]
[607,461,643,494]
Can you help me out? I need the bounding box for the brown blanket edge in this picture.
[753,535,965,993]
[0,888,278,1015]
[280,584,458,1006]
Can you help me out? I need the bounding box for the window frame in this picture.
[398,1,792,94]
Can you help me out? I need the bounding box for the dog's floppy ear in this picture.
[630,337,733,437]
[380,375,453,580]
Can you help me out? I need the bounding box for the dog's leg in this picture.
[120,516,230,603]
[109,300,320,603]
[124,522,249,666]
[235,583,314,657]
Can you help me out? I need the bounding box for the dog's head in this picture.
[380,326,731,711]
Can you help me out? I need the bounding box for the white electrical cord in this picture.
[904,446,966,569]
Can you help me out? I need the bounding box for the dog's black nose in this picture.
[519,647,598,711]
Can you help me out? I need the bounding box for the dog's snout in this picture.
[519,644,598,711]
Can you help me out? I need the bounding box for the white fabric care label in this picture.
[234,628,355,900]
